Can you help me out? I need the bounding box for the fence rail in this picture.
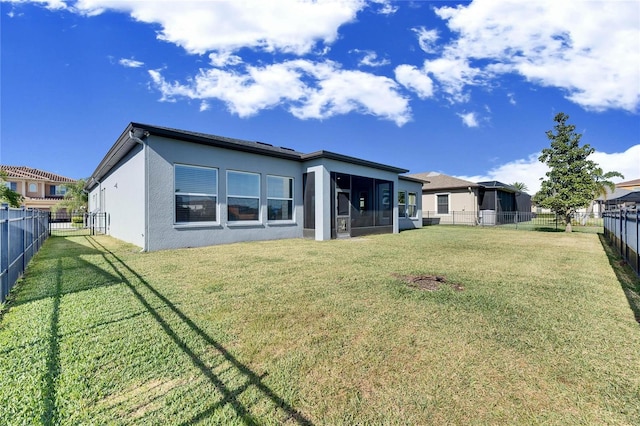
[603,210,640,276]
[0,205,49,304]
[423,211,603,230]
[49,212,108,237]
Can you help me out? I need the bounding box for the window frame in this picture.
[266,175,294,222]
[408,192,418,218]
[398,190,407,218]
[49,185,67,196]
[174,164,218,225]
[227,170,261,223]
[436,193,449,215]
[29,183,37,193]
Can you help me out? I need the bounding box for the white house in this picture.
[86,123,423,251]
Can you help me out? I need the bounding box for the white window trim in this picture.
[266,174,295,223]
[174,164,219,225]
[435,193,450,215]
[227,170,261,224]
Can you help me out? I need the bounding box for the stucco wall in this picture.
[423,189,479,216]
[145,136,305,251]
[88,144,146,248]
[398,179,423,230]
[302,157,405,235]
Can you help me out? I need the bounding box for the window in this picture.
[437,194,449,214]
[227,171,260,221]
[49,185,66,196]
[408,192,417,218]
[267,175,293,221]
[5,182,17,191]
[398,191,406,217]
[175,164,217,223]
[29,183,37,192]
[303,173,315,229]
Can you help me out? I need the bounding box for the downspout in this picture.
[129,129,150,252]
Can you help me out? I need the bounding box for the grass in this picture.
[1,227,639,425]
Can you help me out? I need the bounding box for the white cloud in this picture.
[457,145,639,195]
[394,64,433,99]
[70,0,365,55]
[457,112,478,127]
[370,0,397,15]
[412,27,439,54]
[353,50,390,67]
[4,0,66,10]
[422,56,483,103]
[118,58,144,68]
[208,51,243,68]
[149,60,411,126]
[430,0,640,112]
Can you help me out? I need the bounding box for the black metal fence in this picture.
[0,205,49,304]
[603,210,640,276]
[49,212,108,237]
[423,211,604,231]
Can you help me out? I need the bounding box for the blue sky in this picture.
[1,0,638,194]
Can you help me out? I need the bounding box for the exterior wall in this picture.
[398,179,423,230]
[88,144,146,248]
[422,189,478,216]
[146,136,305,251]
[302,157,403,237]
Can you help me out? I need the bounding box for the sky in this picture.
[1,0,639,195]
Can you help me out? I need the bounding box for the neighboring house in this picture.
[0,165,76,211]
[86,123,423,251]
[406,172,532,225]
[476,181,532,215]
[407,172,481,223]
[593,179,640,212]
[615,178,640,191]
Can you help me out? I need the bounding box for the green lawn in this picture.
[1,227,639,425]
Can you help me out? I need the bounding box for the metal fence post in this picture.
[1,204,8,303]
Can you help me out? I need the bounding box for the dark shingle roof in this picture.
[87,122,410,190]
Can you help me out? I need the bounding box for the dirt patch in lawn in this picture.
[393,273,464,292]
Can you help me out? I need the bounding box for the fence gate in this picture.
[49,212,108,237]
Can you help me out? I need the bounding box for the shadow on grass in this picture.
[85,237,313,425]
[41,258,62,425]
[7,237,120,308]
[598,233,640,324]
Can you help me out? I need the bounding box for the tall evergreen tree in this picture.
[534,112,598,232]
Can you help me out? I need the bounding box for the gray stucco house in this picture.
[86,123,423,251]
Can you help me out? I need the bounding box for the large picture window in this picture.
[267,175,293,221]
[437,194,449,215]
[175,164,217,223]
[228,171,260,221]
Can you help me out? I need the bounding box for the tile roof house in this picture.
[0,165,76,211]
[86,123,424,251]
